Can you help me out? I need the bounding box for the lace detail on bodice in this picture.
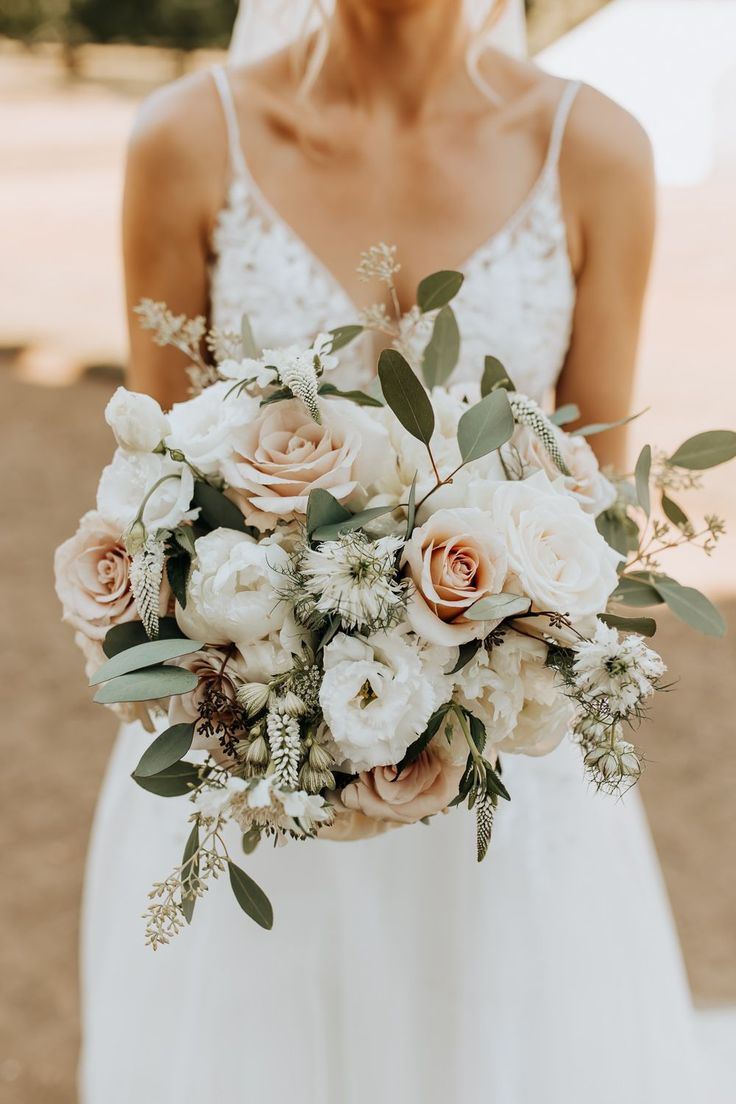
[209,67,579,405]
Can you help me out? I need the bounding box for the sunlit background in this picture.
[1,2,735,1100]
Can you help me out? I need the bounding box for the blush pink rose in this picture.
[55,511,138,640]
[168,647,248,753]
[340,746,466,825]
[401,507,509,645]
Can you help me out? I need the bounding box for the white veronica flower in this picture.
[165,381,259,476]
[104,387,169,453]
[572,622,666,716]
[96,449,197,532]
[320,627,453,771]
[296,532,407,630]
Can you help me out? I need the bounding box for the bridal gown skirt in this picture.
[81,722,702,1104]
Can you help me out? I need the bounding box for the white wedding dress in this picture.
[81,68,713,1104]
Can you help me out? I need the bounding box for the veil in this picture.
[228,0,528,67]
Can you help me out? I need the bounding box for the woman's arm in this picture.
[122,73,226,407]
[556,88,656,470]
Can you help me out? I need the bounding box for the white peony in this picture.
[96,449,197,532]
[175,528,295,650]
[319,627,454,771]
[165,381,259,476]
[104,387,169,453]
[490,471,621,624]
[456,633,575,756]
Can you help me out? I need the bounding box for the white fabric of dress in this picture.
[81,66,714,1104]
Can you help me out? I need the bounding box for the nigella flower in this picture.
[295,532,409,632]
[572,622,666,717]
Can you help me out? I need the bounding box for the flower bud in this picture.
[278,691,307,717]
[307,742,335,771]
[237,682,270,718]
[245,734,270,768]
[123,519,147,557]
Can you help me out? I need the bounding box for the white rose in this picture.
[457,633,575,756]
[504,424,617,516]
[175,528,293,650]
[165,381,259,476]
[104,387,169,453]
[490,471,620,623]
[96,449,197,532]
[320,627,453,771]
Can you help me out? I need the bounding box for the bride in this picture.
[81,1,706,1101]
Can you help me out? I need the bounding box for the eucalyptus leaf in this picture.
[405,473,418,539]
[133,722,195,778]
[634,444,652,516]
[327,324,364,352]
[610,576,665,608]
[661,494,689,530]
[181,822,200,924]
[449,639,482,675]
[596,510,634,558]
[480,355,515,396]
[306,488,352,537]
[422,305,460,388]
[466,592,531,620]
[192,480,247,533]
[312,504,398,542]
[132,761,201,798]
[668,430,736,470]
[576,409,647,438]
[600,613,657,638]
[652,577,726,637]
[241,829,261,856]
[550,403,580,427]
[378,349,435,445]
[227,861,274,930]
[240,312,260,359]
[94,665,199,704]
[457,389,514,464]
[90,639,204,686]
[103,617,184,659]
[318,383,383,407]
[416,270,464,313]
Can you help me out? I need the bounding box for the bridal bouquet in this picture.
[55,246,734,947]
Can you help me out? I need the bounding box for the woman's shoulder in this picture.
[128,70,223,171]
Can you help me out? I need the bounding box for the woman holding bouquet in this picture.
[80,1,707,1101]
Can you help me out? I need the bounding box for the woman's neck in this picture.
[320,0,471,120]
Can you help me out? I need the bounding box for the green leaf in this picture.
[181,822,200,924]
[634,444,652,516]
[405,474,417,539]
[241,828,261,856]
[550,403,580,426]
[610,576,665,608]
[312,504,399,542]
[317,383,383,408]
[94,665,199,704]
[192,480,247,533]
[465,592,531,620]
[457,389,515,464]
[394,704,451,777]
[166,552,191,609]
[422,305,460,388]
[467,712,486,754]
[652,577,726,637]
[416,270,464,313]
[668,430,736,470]
[259,387,293,408]
[327,324,364,352]
[132,761,201,798]
[480,355,515,396]
[241,312,260,359]
[103,617,184,658]
[485,764,511,803]
[90,638,203,686]
[449,639,482,674]
[596,510,636,558]
[306,488,352,537]
[661,494,689,530]
[378,349,435,445]
[133,722,195,778]
[599,613,657,638]
[227,861,274,930]
[575,409,647,438]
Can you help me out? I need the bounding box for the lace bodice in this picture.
[209,67,579,406]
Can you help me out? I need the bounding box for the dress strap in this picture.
[212,65,248,180]
[545,79,582,175]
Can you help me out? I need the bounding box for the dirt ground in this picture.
[1,32,735,1104]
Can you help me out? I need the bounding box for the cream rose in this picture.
[165,382,259,476]
[401,507,510,645]
[505,424,616,516]
[104,387,169,453]
[490,471,620,624]
[221,397,389,531]
[340,744,466,824]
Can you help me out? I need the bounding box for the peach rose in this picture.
[221,398,387,531]
[340,745,466,825]
[401,507,509,645]
[55,511,139,640]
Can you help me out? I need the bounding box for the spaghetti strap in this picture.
[545,79,582,174]
[212,65,248,180]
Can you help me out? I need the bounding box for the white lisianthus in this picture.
[175,528,293,650]
[96,449,197,532]
[104,387,169,453]
[295,532,407,631]
[572,621,666,716]
[320,627,454,771]
[218,356,274,388]
[456,633,575,756]
[165,381,259,476]
[193,776,247,820]
[490,470,621,624]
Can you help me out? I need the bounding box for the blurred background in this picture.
[1,1,734,1100]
